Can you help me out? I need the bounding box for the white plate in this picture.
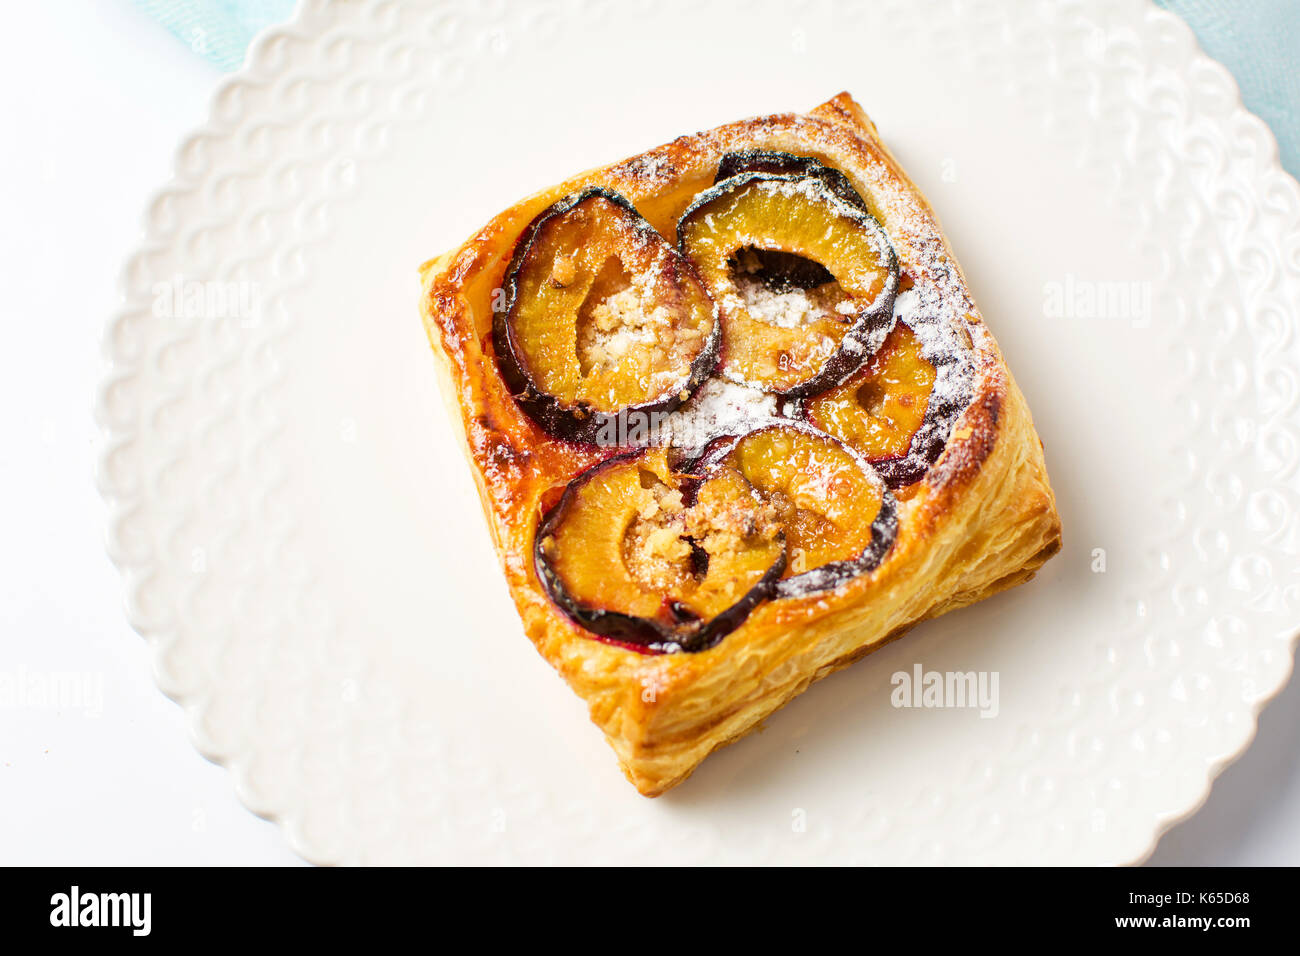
[97,0,1300,864]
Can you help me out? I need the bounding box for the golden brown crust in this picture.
[419,92,1061,796]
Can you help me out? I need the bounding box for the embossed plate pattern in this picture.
[97,0,1300,864]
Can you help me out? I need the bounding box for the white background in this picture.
[1,0,1297,866]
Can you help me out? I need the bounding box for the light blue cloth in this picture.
[1156,0,1300,177]
[138,0,1297,176]
[135,0,296,72]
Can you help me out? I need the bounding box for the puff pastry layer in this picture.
[419,93,1062,796]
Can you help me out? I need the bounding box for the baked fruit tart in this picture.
[419,93,1062,796]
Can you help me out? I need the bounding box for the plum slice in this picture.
[805,322,935,485]
[690,423,898,599]
[535,449,787,653]
[677,171,897,398]
[494,188,720,444]
[805,320,968,488]
[714,149,871,214]
[537,424,899,652]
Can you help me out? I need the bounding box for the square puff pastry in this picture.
[419,93,1062,796]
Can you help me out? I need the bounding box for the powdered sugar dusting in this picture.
[886,268,978,473]
[759,174,860,215]
[730,272,855,329]
[655,377,789,455]
[611,150,675,184]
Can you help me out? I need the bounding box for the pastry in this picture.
[419,92,1062,796]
